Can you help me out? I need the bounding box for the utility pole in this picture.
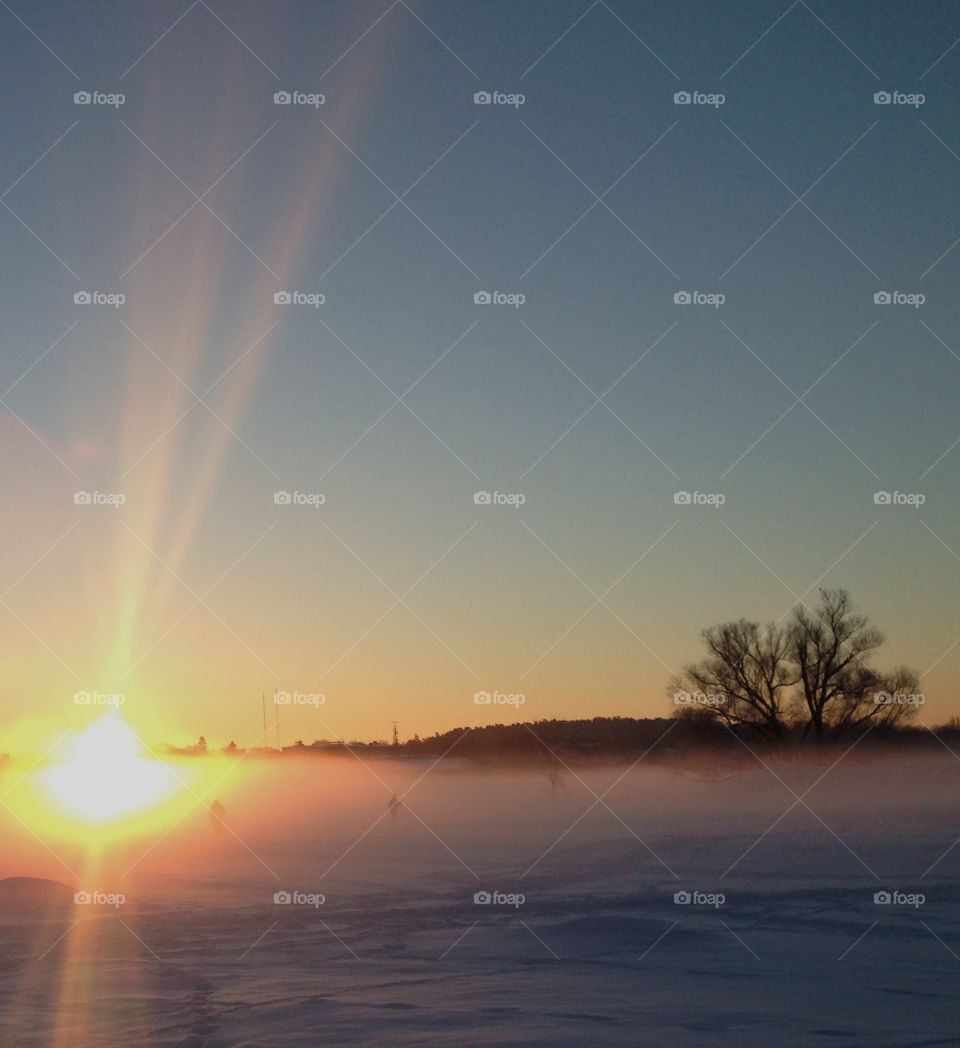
[391,721,399,747]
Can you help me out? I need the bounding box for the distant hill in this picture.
[0,877,75,915]
[402,716,726,762]
[155,716,960,764]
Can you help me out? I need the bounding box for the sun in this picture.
[38,712,184,824]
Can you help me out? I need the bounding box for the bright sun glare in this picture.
[39,713,183,824]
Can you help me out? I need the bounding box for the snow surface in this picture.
[1,752,958,1046]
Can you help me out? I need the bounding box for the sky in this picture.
[1,0,960,748]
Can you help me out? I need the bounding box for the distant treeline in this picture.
[156,715,960,765]
[405,717,687,760]
[400,716,959,762]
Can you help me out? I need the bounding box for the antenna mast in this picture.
[275,689,281,751]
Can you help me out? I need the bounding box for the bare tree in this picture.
[822,664,922,736]
[672,590,922,743]
[788,589,888,740]
[669,619,795,739]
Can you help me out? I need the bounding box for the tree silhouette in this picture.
[669,619,795,738]
[672,589,921,742]
[789,589,919,740]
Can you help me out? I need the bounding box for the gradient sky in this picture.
[2,0,960,748]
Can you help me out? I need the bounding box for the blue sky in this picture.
[1,0,960,745]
